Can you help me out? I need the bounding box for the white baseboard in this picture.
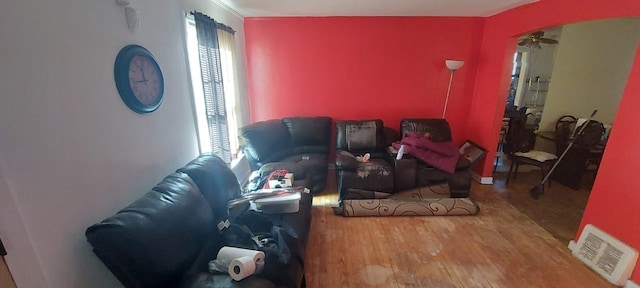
[626,280,640,288]
[471,171,493,185]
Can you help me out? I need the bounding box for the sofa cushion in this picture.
[335,150,359,171]
[401,118,452,142]
[239,120,293,168]
[256,162,309,190]
[335,119,386,152]
[346,120,377,150]
[258,162,307,179]
[85,172,216,288]
[283,116,331,150]
[281,154,329,193]
[338,159,394,193]
[177,154,241,224]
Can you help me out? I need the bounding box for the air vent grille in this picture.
[571,224,638,286]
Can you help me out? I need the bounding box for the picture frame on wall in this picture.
[459,140,487,166]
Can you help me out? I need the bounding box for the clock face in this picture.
[128,55,162,106]
[114,45,164,114]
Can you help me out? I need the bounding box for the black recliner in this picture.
[393,118,472,198]
[238,116,332,193]
[85,154,311,288]
[334,119,395,203]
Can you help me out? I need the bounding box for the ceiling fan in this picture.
[518,31,559,49]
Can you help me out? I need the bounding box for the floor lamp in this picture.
[442,60,464,118]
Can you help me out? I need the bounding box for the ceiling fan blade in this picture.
[531,31,545,38]
[540,38,558,44]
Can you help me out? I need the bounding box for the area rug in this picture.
[334,183,479,217]
[389,183,451,199]
[334,198,479,216]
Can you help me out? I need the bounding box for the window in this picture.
[185,13,240,163]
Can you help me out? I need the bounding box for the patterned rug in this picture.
[333,184,480,217]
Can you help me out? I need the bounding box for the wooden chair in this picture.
[554,115,576,155]
[504,113,558,185]
[551,119,605,189]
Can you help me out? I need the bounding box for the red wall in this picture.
[245,17,484,143]
[581,43,640,283]
[245,2,640,282]
[475,0,640,281]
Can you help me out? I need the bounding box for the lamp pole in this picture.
[442,60,464,118]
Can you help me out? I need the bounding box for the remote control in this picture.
[396,145,405,160]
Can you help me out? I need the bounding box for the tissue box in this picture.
[267,172,294,188]
[253,192,301,214]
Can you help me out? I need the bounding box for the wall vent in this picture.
[570,224,638,286]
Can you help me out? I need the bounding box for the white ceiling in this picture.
[215,0,539,17]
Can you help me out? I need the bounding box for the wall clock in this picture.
[114,44,164,114]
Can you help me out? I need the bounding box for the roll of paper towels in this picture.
[216,246,266,278]
[229,256,256,281]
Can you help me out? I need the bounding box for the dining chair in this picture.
[550,119,605,189]
[504,113,558,185]
[555,115,576,155]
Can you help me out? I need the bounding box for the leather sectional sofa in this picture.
[396,118,472,198]
[334,119,397,202]
[238,116,332,194]
[334,118,472,203]
[85,154,311,288]
[85,117,473,287]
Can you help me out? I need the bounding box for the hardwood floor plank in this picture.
[304,176,612,288]
[0,257,16,288]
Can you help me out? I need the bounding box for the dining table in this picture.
[535,130,605,189]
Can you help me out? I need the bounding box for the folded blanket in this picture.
[393,133,460,173]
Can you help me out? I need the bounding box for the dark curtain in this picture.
[193,12,231,164]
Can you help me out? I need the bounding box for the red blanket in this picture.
[393,132,459,174]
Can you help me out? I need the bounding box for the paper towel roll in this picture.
[228,256,256,281]
[217,246,266,275]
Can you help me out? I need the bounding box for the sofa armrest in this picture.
[386,149,417,191]
[335,150,359,171]
[456,156,473,170]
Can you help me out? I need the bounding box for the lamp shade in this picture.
[445,60,464,71]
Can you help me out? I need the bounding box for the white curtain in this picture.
[217,29,240,159]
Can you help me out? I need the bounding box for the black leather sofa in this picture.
[396,118,472,198]
[238,116,332,193]
[334,119,396,203]
[333,118,472,203]
[85,154,312,288]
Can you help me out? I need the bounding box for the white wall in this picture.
[538,18,640,133]
[0,0,245,287]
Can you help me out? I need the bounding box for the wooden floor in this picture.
[304,174,611,288]
[0,257,16,288]
[491,157,596,245]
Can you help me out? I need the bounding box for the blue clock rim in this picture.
[114,44,165,114]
